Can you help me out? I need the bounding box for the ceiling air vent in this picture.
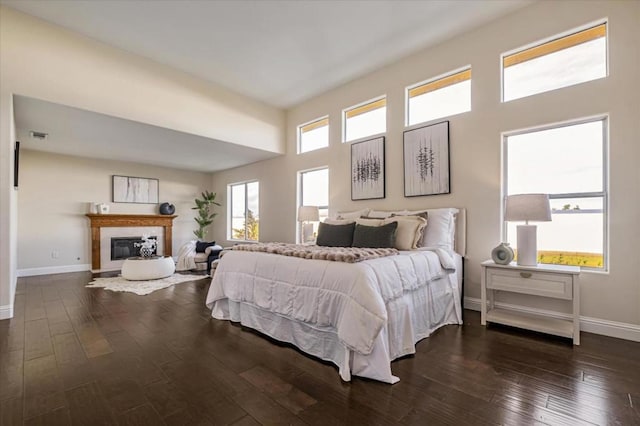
[29,131,49,140]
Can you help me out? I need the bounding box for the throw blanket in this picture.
[232,242,398,263]
[176,240,197,271]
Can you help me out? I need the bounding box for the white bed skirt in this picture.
[210,272,462,384]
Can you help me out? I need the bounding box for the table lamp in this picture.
[297,205,319,243]
[504,194,551,266]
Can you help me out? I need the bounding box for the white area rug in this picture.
[86,274,206,295]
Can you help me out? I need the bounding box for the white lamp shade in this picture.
[297,205,319,222]
[505,194,551,222]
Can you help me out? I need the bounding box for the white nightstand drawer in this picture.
[486,268,573,300]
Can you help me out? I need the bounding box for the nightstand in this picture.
[481,260,581,345]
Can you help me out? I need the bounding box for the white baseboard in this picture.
[17,264,91,277]
[464,296,640,343]
[0,304,14,320]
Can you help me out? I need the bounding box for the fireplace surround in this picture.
[85,214,177,270]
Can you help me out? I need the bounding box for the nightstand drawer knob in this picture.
[520,272,532,278]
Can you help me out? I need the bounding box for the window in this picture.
[298,117,329,154]
[504,117,607,269]
[502,22,607,102]
[228,181,259,241]
[343,97,386,142]
[407,67,471,126]
[298,167,328,243]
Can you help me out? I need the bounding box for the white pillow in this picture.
[336,208,370,220]
[382,215,427,250]
[421,208,458,250]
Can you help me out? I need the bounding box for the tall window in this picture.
[298,117,329,154]
[502,22,607,102]
[504,117,607,269]
[298,167,328,243]
[407,67,471,126]
[343,97,386,142]
[229,181,259,241]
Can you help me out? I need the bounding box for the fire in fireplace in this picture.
[111,236,157,260]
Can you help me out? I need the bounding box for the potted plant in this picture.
[192,191,221,240]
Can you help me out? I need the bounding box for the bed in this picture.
[206,208,466,384]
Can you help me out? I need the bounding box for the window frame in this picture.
[501,115,609,272]
[405,65,472,126]
[342,95,387,143]
[500,19,608,103]
[227,179,260,242]
[297,116,329,154]
[296,166,329,244]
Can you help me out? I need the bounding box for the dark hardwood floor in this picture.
[1,271,639,425]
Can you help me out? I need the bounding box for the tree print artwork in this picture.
[403,121,450,197]
[351,137,385,200]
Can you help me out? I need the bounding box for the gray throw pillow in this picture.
[352,222,398,248]
[316,222,356,247]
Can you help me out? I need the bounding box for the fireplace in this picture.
[111,236,157,260]
[85,214,177,270]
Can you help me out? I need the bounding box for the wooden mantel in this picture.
[86,214,177,270]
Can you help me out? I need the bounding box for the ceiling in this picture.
[5,1,532,172]
[2,0,531,108]
[13,95,279,173]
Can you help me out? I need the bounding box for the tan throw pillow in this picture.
[356,217,384,226]
[324,218,355,225]
[382,215,427,250]
[391,212,429,247]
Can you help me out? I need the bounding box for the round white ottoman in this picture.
[121,256,175,281]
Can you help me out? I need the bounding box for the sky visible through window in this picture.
[408,80,471,125]
[300,125,328,153]
[345,106,386,142]
[506,120,604,263]
[504,37,606,101]
[231,181,259,240]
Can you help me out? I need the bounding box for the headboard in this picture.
[454,208,466,257]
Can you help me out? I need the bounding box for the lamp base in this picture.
[516,224,538,266]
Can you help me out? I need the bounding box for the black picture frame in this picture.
[112,175,159,204]
[13,141,20,188]
[351,136,385,201]
[403,121,450,197]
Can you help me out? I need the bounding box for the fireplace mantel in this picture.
[86,214,177,270]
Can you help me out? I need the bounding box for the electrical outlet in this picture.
[51,250,59,259]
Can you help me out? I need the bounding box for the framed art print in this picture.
[403,121,450,197]
[112,175,159,204]
[351,136,385,201]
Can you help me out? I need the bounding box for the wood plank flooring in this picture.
[1,271,639,425]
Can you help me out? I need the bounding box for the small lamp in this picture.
[297,205,319,243]
[505,194,551,266]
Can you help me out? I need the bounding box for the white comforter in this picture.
[206,248,457,356]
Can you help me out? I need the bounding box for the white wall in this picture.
[16,150,213,272]
[0,5,285,317]
[0,93,18,319]
[211,1,640,330]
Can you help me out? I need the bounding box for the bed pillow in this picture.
[390,212,429,247]
[324,218,355,225]
[383,215,427,250]
[352,222,398,248]
[195,241,216,253]
[316,222,356,247]
[421,208,458,250]
[367,210,393,219]
[356,217,384,226]
[336,208,371,220]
